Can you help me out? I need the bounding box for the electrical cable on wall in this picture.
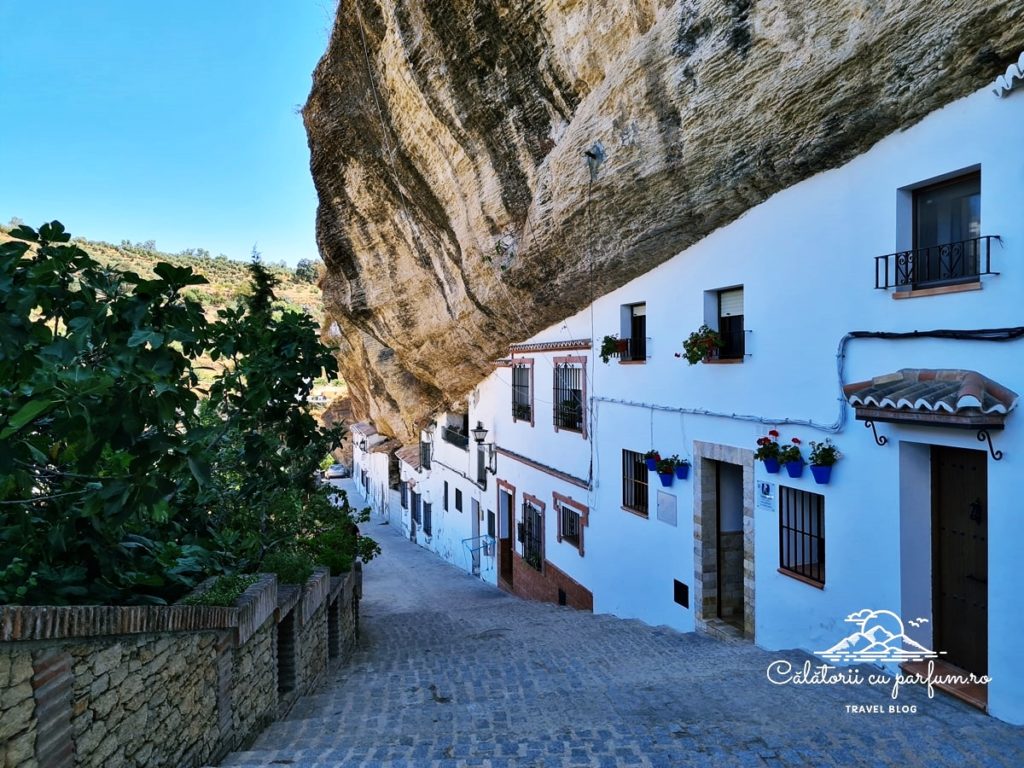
[592,327,1024,434]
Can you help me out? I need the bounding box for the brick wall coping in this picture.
[0,574,278,645]
[297,568,330,626]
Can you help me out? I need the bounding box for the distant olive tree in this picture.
[294,258,320,284]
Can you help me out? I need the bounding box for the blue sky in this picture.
[0,1,336,265]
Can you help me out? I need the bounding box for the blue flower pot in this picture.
[675,463,690,480]
[762,458,780,474]
[810,464,832,485]
[658,472,674,487]
[645,457,659,471]
[785,461,804,478]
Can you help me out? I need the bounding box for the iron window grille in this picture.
[419,440,431,470]
[622,449,649,515]
[400,482,408,510]
[522,501,543,570]
[423,502,432,535]
[455,488,463,512]
[441,426,469,449]
[779,487,825,586]
[411,492,421,524]
[553,364,584,432]
[558,502,581,548]
[443,481,449,511]
[512,364,532,422]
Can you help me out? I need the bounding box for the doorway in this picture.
[932,446,988,675]
[498,485,514,587]
[693,441,755,639]
[470,498,481,576]
[716,461,745,630]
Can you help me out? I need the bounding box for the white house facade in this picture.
[357,76,1024,724]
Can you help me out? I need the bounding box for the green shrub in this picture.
[182,574,258,606]
[261,550,315,585]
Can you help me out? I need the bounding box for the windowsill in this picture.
[618,359,646,365]
[621,505,649,519]
[892,281,982,300]
[703,358,743,365]
[778,567,824,590]
[556,426,584,434]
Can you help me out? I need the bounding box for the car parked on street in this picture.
[324,463,349,479]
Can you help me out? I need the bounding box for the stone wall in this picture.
[0,565,362,768]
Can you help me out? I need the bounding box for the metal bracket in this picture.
[865,420,888,446]
[977,429,1003,461]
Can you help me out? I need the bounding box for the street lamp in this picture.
[471,422,497,475]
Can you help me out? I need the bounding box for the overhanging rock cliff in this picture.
[304,0,1021,442]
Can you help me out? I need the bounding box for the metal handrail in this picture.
[461,534,495,553]
[441,426,469,449]
[874,235,1000,289]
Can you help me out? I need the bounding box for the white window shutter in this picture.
[719,288,744,317]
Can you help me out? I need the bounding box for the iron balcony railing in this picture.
[622,336,648,362]
[874,235,999,290]
[441,426,469,450]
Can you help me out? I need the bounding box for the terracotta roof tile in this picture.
[844,369,1018,415]
[395,444,422,471]
[350,422,377,437]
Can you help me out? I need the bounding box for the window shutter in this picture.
[719,289,743,317]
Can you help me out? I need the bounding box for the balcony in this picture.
[875,236,999,291]
[441,426,469,450]
[619,336,649,363]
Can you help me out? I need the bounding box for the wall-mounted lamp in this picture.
[471,421,497,475]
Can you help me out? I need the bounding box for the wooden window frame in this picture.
[511,357,535,426]
[552,355,587,438]
[553,491,588,556]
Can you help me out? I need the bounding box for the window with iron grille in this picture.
[779,487,825,586]
[553,364,584,432]
[622,449,648,515]
[455,488,463,512]
[443,481,449,511]
[558,502,580,547]
[411,491,421,524]
[423,502,432,535]
[420,440,431,470]
[487,509,496,538]
[400,482,408,510]
[512,363,532,422]
[522,501,543,570]
[716,288,744,361]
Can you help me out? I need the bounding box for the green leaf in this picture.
[127,330,164,348]
[38,221,70,243]
[1,400,54,439]
[7,225,38,242]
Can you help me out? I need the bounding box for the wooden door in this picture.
[932,446,988,675]
[499,488,513,585]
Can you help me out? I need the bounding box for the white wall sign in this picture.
[657,491,677,526]
[757,481,776,511]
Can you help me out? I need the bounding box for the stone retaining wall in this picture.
[0,564,362,768]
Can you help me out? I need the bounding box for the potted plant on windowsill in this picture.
[599,334,628,363]
[754,431,781,473]
[808,439,841,484]
[679,325,723,365]
[778,437,805,478]
[513,402,531,421]
[655,457,676,487]
[667,454,690,480]
[644,450,661,471]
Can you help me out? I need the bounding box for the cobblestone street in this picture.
[220,487,1023,767]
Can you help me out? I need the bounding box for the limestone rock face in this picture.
[304,0,1021,442]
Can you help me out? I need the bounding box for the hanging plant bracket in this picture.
[977,429,1004,461]
[864,420,888,446]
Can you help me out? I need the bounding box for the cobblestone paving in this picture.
[220,484,1023,767]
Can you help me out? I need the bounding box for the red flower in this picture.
[768,430,779,438]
